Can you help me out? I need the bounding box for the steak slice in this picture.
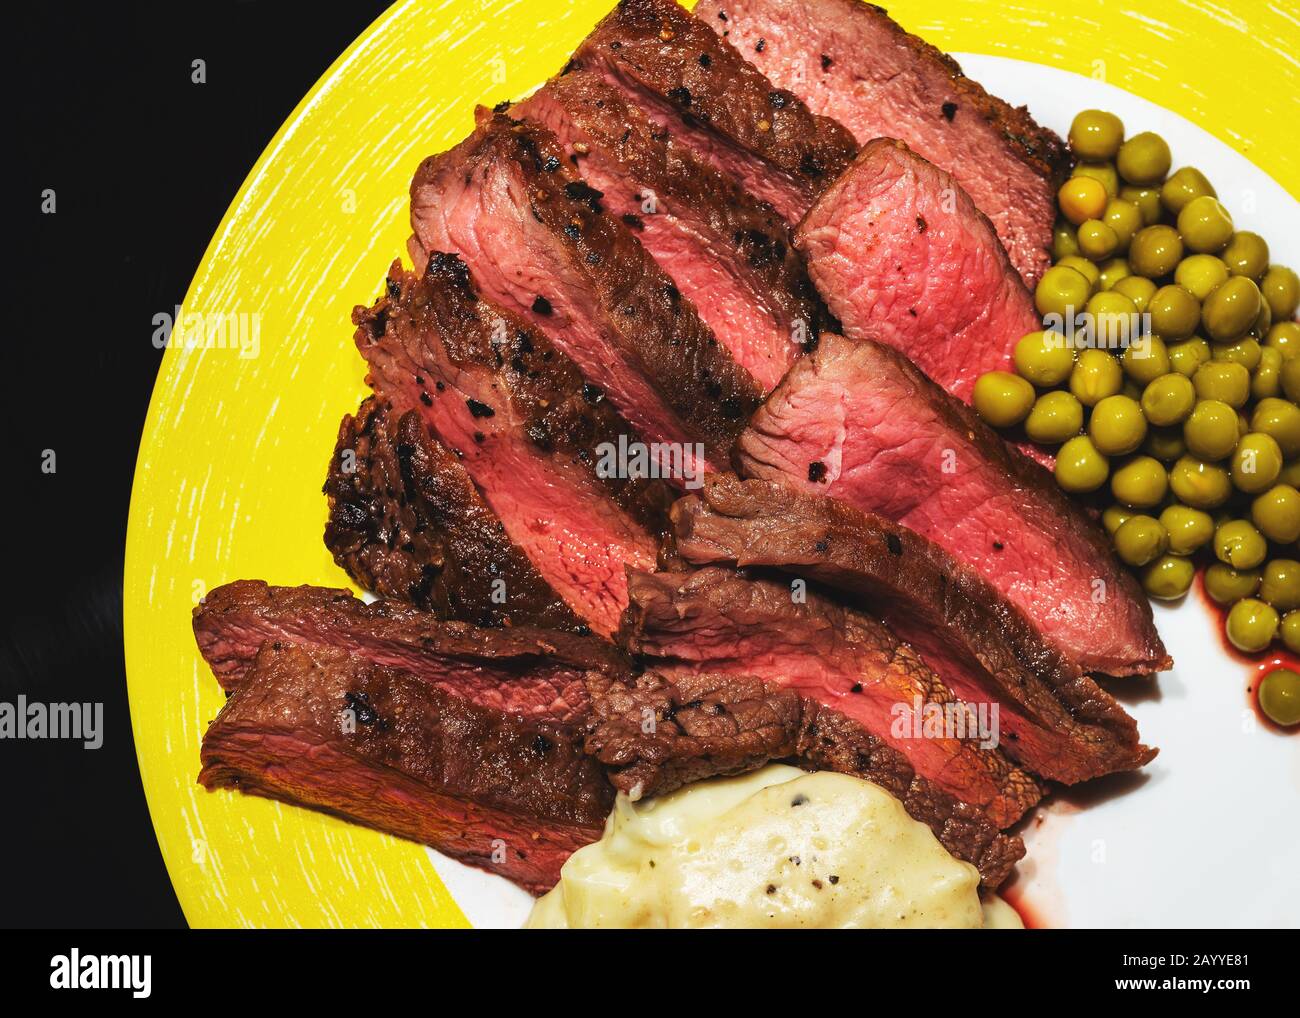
[670,475,1156,782]
[738,334,1171,677]
[619,567,1043,828]
[795,139,1042,405]
[583,670,1024,886]
[323,396,585,632]
[408,113,762,471]
[512,69,816,392]
[192,580,629,722]
[572,0,857,223]
[199,642,612,894]
[695,0,1068,284]
[355,254,678,638]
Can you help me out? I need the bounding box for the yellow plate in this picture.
[124,0,1300,928]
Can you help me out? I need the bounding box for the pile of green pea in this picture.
[970,109,1300,726]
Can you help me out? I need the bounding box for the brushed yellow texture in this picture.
[123,0,1299,928]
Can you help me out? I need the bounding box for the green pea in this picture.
[1176,195,1234,254]
[1069,349,1124,406]
[1113,515,1168,566]
[1167,336,1211,377]
[1206,562,1262,604]
[1260,559,1300,612]
[1069,110,1124,160]
[1183,399,1241,459]
[1250,397,1300,458]
[1129,225,1184,278]
[1111,274,1157,312]
[1174,254,1229,301]
[1086,290,1141,348]
[972,371,1035,428]
[1159,166,1216,215]
[1251,484,1300,543]
[1121,335,1169,384]
[1226,598,1279,653]
[1077,219,1119,260]
[1024,390,1084,445]
[1147,284,1200,340]
[1013,331,1074,386]
[1221,231,1270,279]
[1102,504,1135,536]
[1101,200,1142,252]
[1168,455,1233,509]
[1159,504,1214,555]
[1231,432,1284,494]
[1055,435,1110,493]
[1098,256,1131,290]
[1111,455,1168,508]
[1201,277,1263,342]
[1258,668,1300,726]
[1035,264,1093,319]
[1071,161,1120,200]
[1211,337,1262,371]
[1144,424,1187,461]
[1120,184,1162,225]
[1214,518,1268,570]
[1252,347,1283,400]
[1052,220,1080,261]
[1138,373,1193,426]
[1261,265,1300,319]
[1265,321,1300,361]
[1192,361,1251,407]
[1282,358,1300,402]
[1280,612,1300,654]
[1141,554,1196,600]
[1117,131,1171,185]
[1057,255,1101,292]
[1088,395,1145,456]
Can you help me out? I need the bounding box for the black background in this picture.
[7,0,389,929]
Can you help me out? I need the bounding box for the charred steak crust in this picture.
[618,567,1044,828]
[324,397,585,631]
[408,114,763,465]
[199,643,612,895]
[670,475,1157,782]
[356,255,677,534]
[192,579,631,709]
[738,334,1172,677]
[573,0,858,219]
[583,669,1024,887]
[512,69,820,390]
[694,0,1068,282]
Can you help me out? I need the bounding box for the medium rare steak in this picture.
[670,475,1156,782]
[573,0,857,223]
[324,397,586,632]
[192,580,629,719]
[513,69,816,392]
[738,334,1171,677]
[795,139,1041,405]
[199,642,612,894]
[355,254,677,638]
[619,567,1043,828]
[584,669,1024,886]
[408,113,762,471]
[695,0,1068,284]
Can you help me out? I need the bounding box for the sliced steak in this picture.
[695,0,1068,284]
[355,254,677,638]
[572,0,857,223]
[795,139,1042,404]
[199,642,612,894]
[512,69,815,392]
[619,567,1044,828]
[670,474,1156,782]
[738,334,1171,677]
[324,396,585,632]
[584,669,1024,886]
[192,580,629,722]
[408,114,762,471]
